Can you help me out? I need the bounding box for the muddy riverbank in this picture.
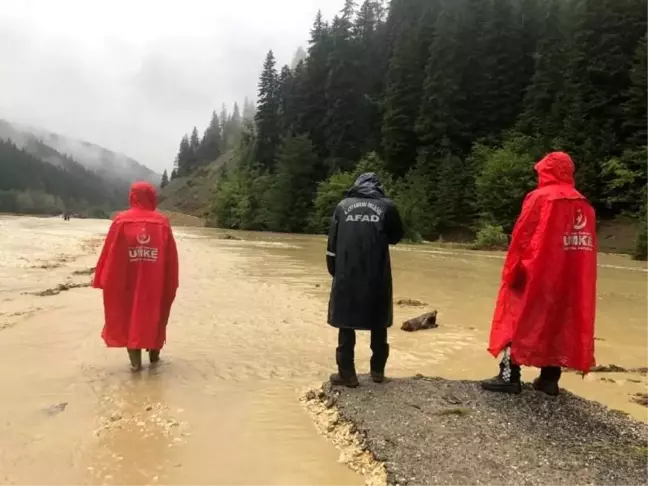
[303,377,648,486]
[0,215,646,484]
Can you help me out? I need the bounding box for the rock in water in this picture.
[43,402,68,416]
[401,311,438,332]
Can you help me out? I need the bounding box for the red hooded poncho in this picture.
[93,182,179,350]
[488,152,597,372]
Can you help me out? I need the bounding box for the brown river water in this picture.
[0,216,646,485]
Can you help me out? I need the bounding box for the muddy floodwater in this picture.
[1,216,646,485]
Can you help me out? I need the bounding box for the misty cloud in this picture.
[0,0,342,172]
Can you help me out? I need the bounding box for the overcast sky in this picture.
[0,0,342,173]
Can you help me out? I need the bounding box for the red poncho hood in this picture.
[129,181,158,211]
[535,151,575,188]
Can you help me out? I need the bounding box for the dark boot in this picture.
[148,349,161,364]
[127,349,142,372]
[533,366,561,396]
[329,372,360,388]
[370,329,389,383]
[333,329,358,388]
[481,351,521,394]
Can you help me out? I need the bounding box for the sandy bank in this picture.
[302,376,648,486]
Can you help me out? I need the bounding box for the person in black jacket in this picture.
[326,172,404,387]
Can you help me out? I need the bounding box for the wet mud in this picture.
[0,216,646,484]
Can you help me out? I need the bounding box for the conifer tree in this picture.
[303,11,332,158]
[254,50,281,169]
[324,5,365,171]
[264,135,319,232]
[382,1,438,175]
[161,169,169,188]
[623,34,648,148]
[176,135,192,176]
[199,111,222,162]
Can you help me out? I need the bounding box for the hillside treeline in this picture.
[0,139,124,217]
[165,99,256,185]
[183,0,645,254]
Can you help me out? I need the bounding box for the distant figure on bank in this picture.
[92,182,179,372]
[326,173,404,387]
[482,152,597,396]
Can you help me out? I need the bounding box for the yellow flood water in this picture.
[0,216,646,485]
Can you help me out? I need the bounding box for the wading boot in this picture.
[481,359,522,394]
[370,371,385,383]
[370,341,389,384]
[127,349,142,372]
[329,372,359,388]
[148,349,161,365]
[532,378,559,396]
[533,367,561,396]
[481,375,522,394]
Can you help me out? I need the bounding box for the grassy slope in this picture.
[158,150,237,218]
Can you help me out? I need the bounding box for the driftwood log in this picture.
[401,311,438,332]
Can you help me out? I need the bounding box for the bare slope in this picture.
[158,151,237,218]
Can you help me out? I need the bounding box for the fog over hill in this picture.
[0,119,159,185]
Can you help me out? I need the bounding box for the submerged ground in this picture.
[0,216,646,484]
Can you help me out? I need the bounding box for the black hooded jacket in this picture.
[326,173,404,330]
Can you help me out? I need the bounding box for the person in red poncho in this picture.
[481,152,597,396]
[93,181,179,372]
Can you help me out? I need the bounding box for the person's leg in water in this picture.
[533,366,561,396]
[127,348,142,372]
[330,328,359,387]
[370,327,389,383]
[481,346,522,394]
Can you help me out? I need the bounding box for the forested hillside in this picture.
[0,139,126,216]
[173,0,647,255]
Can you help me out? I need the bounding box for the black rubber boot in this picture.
[481,358,522,394]
[533,366,561,396]
[127,349,142,372]
[370,331,389,384]
[148,349,161,364]
[330,372,360,388]
[333,329,358,387]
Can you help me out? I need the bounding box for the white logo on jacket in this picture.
[129,229,159,262]
[344,201,383,223]
[563,209,594,251]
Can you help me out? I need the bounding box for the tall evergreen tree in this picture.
[264,135,319,232]
[382,1,438,176]
[188,127,200,172]
[243,97,256,121]
[623,34,648,148]
[199,111,222,162]
[176,135,192,176]
[161,169,169,188]
[254,50,281,169]
[517,0,572,145]
[323,4,366,171]
[290,46,308,69]
[303,11,332,159]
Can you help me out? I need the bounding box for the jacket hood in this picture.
[535,151,575,188]
[129,181,158,210]
[347,172,386,199]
